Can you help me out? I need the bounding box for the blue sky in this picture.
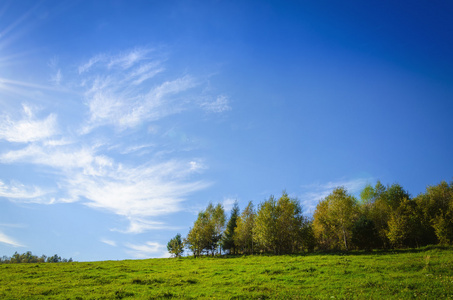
[0,0,452,261]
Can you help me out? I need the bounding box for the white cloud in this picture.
[66,160,210,219]
[222,198,237,212]
[127,61,165,85]
[0,140,210,231]
[79,48,197,133]
[0,104,58,143]
[300,178,371,215]
[115,218,176,234]
[78,54,105,74]
[125,241,169,259]
[51,69,62,85]
[100,238,117,247]
[0,180,50,203]
[0,46,225,235]
[0,144,113,176]
[108,48,152,70]
[120,144,154,155]
[0,231,23,247]
[200,95,231,113]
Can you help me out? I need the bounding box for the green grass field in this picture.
[1,247,452,299]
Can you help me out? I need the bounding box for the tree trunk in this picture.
[342,227,348,250]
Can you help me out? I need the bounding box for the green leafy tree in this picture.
[313,198,338,250]
[275,192,305,254]
[313,187,358,250]
[416,181,453,245]
[359,181,410,248]
[351,215,379,250]
[205,203,226,255]
[221,202,240,254]
[234,201,255,254]
[167,233,184,258]
[253,195,279,253]
[185,210,214,257]
[253,192,306,254]
[300,219,316,252]
[47,254,61,263]
[185,203,225,256]
[386,197,423,248]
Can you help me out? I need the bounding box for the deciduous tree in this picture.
[167,233,184,257]
[234,201,255,254]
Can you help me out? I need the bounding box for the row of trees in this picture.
[169,192,313,257]
[314,180,453,250]
[0,251,73,263]
[168,180,453,257]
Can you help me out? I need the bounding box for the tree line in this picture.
[168,180,453,257]
[0,251,73,263]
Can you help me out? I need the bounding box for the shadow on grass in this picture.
[180,244,452,260]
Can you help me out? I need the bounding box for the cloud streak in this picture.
[200,95,231,113]
[125,241,170,259]
[0,46,229,235]
[0,180,50,203]
[0,231,23,247]
[79,49,197,133]
[1,141,210,231]
[0,104,58,143]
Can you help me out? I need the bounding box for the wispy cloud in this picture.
[0,231,23,247]
[78,54,105,74]
[79,48,198,133]
[1,141,210,231]
[125,241,169,259]
[0,104,58,143]
[300,178,371,215]
[0,46,227,234]
[128,62,165,85]
[65,160,210,220]
[50,69,62,85]
[0,180,50,203]
[200,95,231,113]
[100,238,117,247]
[108,48,153,70]
[115,218,178,234]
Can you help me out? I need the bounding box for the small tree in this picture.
[253,196,278,254]
[313,187,358,250]
[234,201,255,254]
[221,202,240,254]
[47,254,61,263]
[167,233,184,258]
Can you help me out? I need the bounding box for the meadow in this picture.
[1,247,452,299]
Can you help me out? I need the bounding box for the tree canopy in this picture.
[168,179,453,257]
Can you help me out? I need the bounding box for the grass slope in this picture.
[1,247,452,299]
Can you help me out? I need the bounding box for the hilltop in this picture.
[1,246,452,299]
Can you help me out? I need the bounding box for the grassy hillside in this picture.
[1,247,452,299]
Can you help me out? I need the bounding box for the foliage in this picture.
[351,215,379,250]
[313,187,358,250]
[234,201,255,254]
[0,251,72,264]
[185,203,225,256]
[252,192,307,254]
[221,201,239,254]
[183,179,453,256]
[253,195,279,254]
[275,192,305,253]
[167,233,184,258]
[415,181,453,245]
